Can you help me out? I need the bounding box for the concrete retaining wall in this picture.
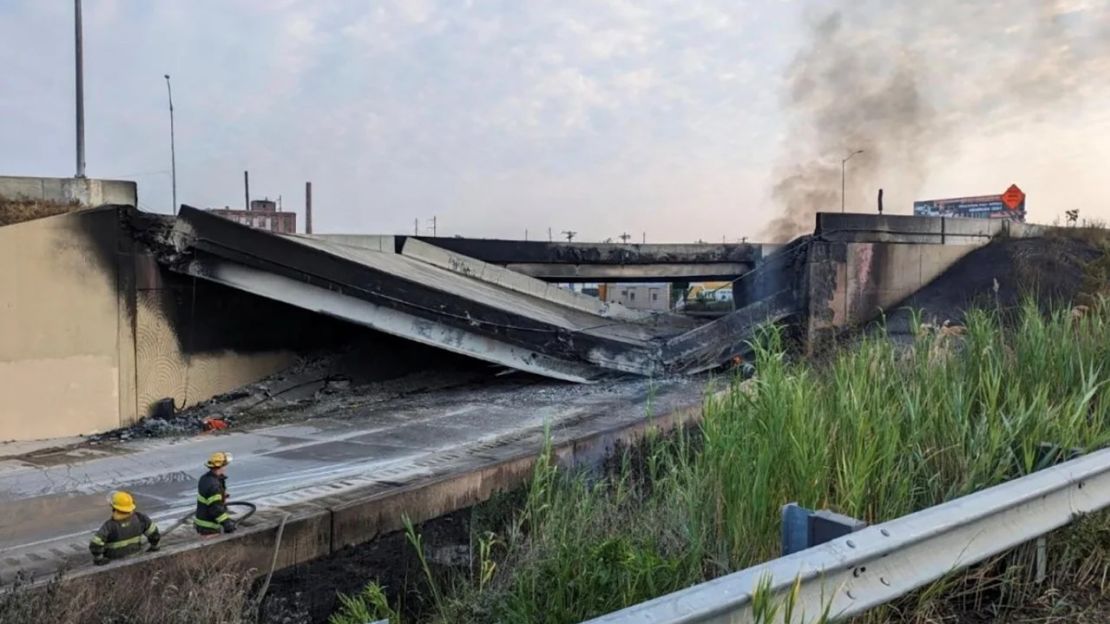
[803,213,1049,350]
[0,209,131,439]
[805,240,977,349]
[0,208,297,441]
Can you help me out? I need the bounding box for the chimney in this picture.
[305,181,313,234]
[243,170,250,211]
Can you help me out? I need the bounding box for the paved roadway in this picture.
[0,377,702,582]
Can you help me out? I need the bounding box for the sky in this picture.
[1,0,1108,242]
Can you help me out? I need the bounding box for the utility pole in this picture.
[427,216,437,237]
[74,0,86,178]
[561,230,577,242]
[642,232,646,244]
[525,229,528,241]
[243,171,250,210]
[841,149,864,213]
[548,227,552,242]
[414,218,419,236]
[164,75,176,214]
[618,232,631,243]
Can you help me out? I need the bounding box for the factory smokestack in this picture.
[305,181,313,234]
[243,170,250,211]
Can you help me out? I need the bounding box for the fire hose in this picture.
[160,500,257,537]
[153,501,288,610]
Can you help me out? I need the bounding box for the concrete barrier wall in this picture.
[815,213,1044,244]
[0,175,137,208]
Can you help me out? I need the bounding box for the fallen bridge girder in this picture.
[184,258,603,382]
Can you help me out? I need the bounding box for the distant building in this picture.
[207,198,296,234]
[685,282,733,304]
[600,282,671,312]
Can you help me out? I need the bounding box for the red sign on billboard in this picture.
[1001,184,1025,211]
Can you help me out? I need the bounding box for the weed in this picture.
[330,581,399,624]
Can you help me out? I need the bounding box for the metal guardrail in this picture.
[584,447,1110,623]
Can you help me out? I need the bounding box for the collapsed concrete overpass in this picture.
[0,197,1047,442]
[157,206,796,383]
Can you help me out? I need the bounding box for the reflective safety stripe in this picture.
[90,535,106,546]
[144,523,159,536]
[214,513,230,523]
[194,518,223,530]
[105,535,143,549]
[197,492,224,505]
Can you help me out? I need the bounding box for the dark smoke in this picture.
[764,1,1110,242]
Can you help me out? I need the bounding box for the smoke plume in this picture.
[764,1,1110,242]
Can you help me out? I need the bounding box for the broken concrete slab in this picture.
[168,207,698,378]
[399,237,652,322]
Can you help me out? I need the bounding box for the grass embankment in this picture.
[334,301,1110,624]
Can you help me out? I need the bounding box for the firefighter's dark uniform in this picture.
[195,471,235,534]
[89,512,160,564]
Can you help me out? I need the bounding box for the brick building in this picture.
[207,199,296,234]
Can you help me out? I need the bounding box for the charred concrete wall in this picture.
[132,261,297,415]
[0,207,318,441]
[804,240,975,350]
[802,216,1012,351]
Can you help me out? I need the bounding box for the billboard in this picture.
[913,184,1026,222]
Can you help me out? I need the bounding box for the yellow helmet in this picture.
[110,490,136,513]
[206,451,233,469]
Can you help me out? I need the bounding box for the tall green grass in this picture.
[332,300,1110,624]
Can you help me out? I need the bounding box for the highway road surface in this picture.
[0,376,703,582]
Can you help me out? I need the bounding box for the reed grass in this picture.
[334,300,1110,623]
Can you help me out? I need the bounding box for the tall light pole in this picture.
[164,74,177,214]
[74,0,86,178]
[841,149,864,213]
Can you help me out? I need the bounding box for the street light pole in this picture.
[841,149,864,213]
[164,74,177,214]
[74,0,85,178]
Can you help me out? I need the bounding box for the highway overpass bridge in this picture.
[321,234,768,283]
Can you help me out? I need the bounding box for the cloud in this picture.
[0,1,1107,241]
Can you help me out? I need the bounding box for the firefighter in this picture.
[89,490,160,565]
[195,451,237,535]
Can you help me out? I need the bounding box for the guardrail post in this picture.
[781,503,811,555]
[781,503,867,555]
